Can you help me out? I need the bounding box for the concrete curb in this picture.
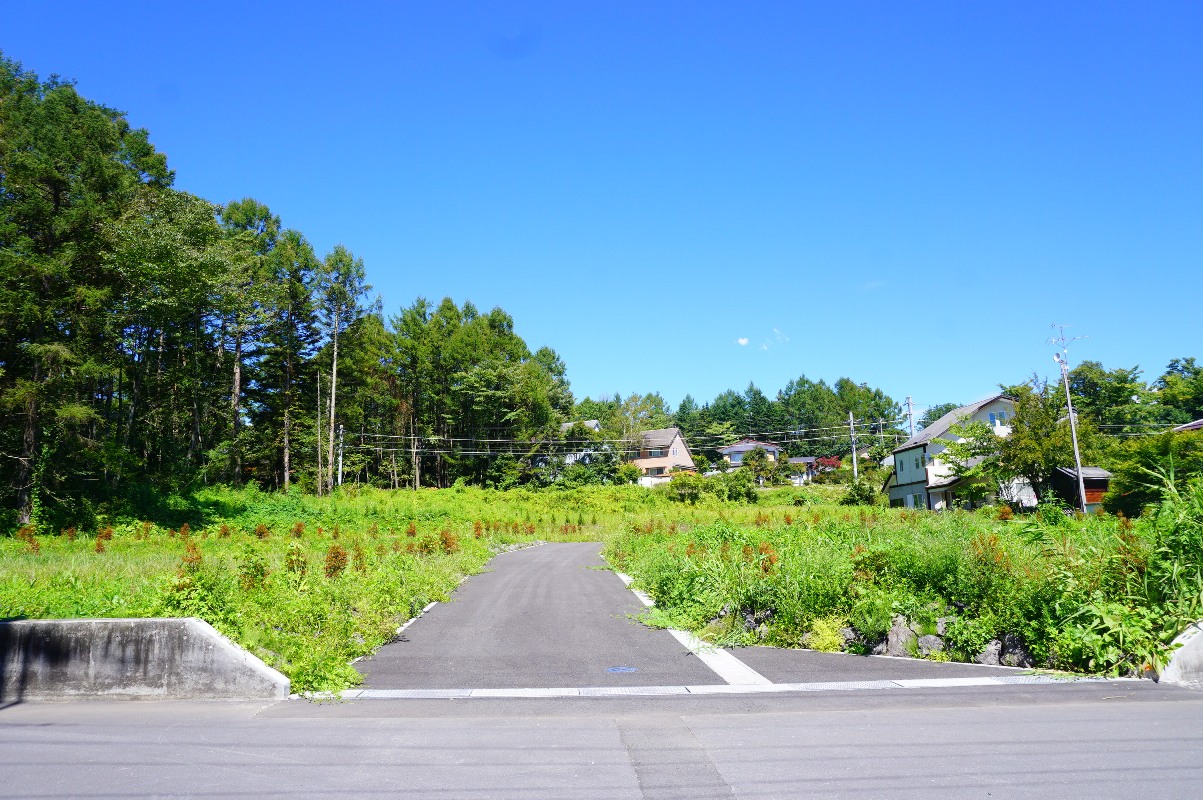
[1,618,290,701]
[1159,620,1203,690]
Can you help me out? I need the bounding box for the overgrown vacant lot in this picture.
[607,478,1203,677]
[3,479,1200,690]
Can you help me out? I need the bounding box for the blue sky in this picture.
[6,2,1200,415]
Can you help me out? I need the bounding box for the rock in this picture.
[917,635,944,656]
[1000,632,1033,667]
[871,640,888,656]
[936,617,950,636]
[886,615,916,657]
[839,627,859,647]
[975,639,1002,666]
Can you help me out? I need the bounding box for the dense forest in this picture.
[2,53,1202,531]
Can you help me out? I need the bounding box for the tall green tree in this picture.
[315,245,369,493]
[216,198,280,484]
[1000,380,1101,504]
[0,53,172,523]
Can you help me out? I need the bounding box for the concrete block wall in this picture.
[0,618,289,701]
[1160,621,1203,690]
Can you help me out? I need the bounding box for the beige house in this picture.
[631,427,694,486]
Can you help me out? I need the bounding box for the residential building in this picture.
[787,456,817,485]
[556,419,605,467]
[717,439,784,466]
[631,427,694,486]
[886,394,1035,510]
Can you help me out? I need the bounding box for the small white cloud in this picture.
[773,327,789,343]
[760,342,770,351]
[736,337,749,346]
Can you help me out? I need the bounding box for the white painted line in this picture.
[469,687,581,698]
[579,685,690,697]
[668,629,774,685]
[784,680,903,692]
[892,677,1004,689]
[393,601,438,636]
[336,672,1116,700]
[684,682,788,694]
[353,688,472,699]
[614,571,655,607]
[613,571,772,686]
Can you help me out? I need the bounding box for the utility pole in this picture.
[849,411,859,481]
[1050,324,1088,513]
[905,396,915,438]
[337,424,345,487]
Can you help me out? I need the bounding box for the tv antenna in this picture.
[1047,323,1088,513]
[1047,323,1088,356]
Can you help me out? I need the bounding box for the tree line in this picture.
[0,55,577,528]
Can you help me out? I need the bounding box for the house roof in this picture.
[641,427,683,449]
[788,456,816,464]
[893,394,1011,454]
[717,438,783,454]
[1056,466,1113,480]
[1173,419,1203,432]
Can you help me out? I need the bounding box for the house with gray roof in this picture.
[631,427,694,486]
[717,439,784,466]
[886,394,1036,510]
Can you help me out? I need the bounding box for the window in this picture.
[914,457,921,470]
[913,493,926,509]
[671,448,678,456]
[990,410,1008,426]
[648,448,663,457]
[648,467,665,476]
[730,453,743,464]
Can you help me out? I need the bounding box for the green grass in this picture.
[9,477,1196,688]
[604,486,1203,677]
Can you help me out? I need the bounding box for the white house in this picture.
[886,394,1036,510]
[717,439,784,466]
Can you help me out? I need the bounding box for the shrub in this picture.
[324,544,348,579]
[806,616,847,653]
[238,545,270,590]
[840,480,880,506]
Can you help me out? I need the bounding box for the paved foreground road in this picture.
[357,542,1031,692]
[3,683,1202,799]
[357,542,720,689]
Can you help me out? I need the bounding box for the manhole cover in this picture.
[607,666,638,673]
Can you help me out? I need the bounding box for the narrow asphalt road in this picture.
[357,541,1045,691]
[357,542,721,689]
[3,683,1201,799]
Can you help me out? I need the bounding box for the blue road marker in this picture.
[606,666,638,673]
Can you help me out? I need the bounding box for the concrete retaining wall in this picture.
[1159,621,1203,690]
[0,618,290,701]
